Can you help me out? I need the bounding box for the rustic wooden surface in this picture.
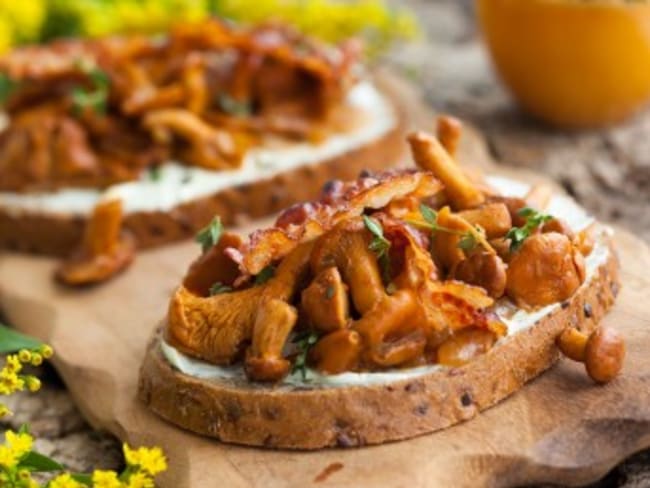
[2,0,650,485]
[0,192,649,488]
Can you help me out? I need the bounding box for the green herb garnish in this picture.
[363,215,391,284]
[458,232,478,251]
[409,204,477,251]
[209,282,232,295]
[292,331,320,381]
[195,216,223,252]
[254,265,276,285]
[148,166,162,182]
[217,93,251,117]
[506,207,554,251]
[71,62,110,115]
[0,74,17,106]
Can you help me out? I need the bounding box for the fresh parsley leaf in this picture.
[0,74,17,105]
[71,62,110,115]
[254,265,275,285]
[71,87,107,115]
[506,207,554,251]
[148,166,162,182]
[209,282,232,295]
[419,204,438,225]
[217,93,251,117]
[291,331,320,381]
[363,215,392,283]
[195,216,223,252]
[458,231,477,251]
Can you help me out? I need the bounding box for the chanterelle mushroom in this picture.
[506,232,586,307]
[56,198,135,286]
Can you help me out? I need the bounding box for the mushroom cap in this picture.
[585,327,625,384]
[506,232,585,307]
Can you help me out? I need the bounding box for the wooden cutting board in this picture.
[1,80,650,486]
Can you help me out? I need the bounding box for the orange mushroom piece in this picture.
[557,326,625,384]
[56,198,135,286]
[506,232,585,308]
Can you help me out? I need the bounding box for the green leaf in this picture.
[362,215,384,239]
[0,74,17,105]
[195,216,224,252]
[19,451,64,472]
[458,232,477,251]
[217,94,251,117]
[209,282,232,295]
[0,324,42,354]
[419,204,438,225]
[291,331,320,380]
[254,265,275,285]
[148,166,162,182]
[70,473,93,486]
[507,207,554,252]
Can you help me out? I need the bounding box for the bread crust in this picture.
[0,87,407,256]
[137,241,620,450]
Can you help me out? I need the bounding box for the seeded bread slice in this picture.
[0,84,407,256]
[137,240,619,450]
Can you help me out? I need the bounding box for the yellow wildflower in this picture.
[30,353,43,367]
[18,350,31,363]
[49,473,84,488]
[25,376,41,393]
[125,471,154,488]
[0,445,17,468]
[0,369,25,395]
[123,444,167,476]
[92,470,122,488]
[5,430,33,458]
[0,1,46,43]
[40,345,54,359]
[0,404,12,418]
[4,355,22,374]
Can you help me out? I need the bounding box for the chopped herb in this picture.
[506,207,554,251]
[148,166,162,182]
[71,61,109,115]
[363,215,391,284]
[254,265,275,285]
[325,285,335,300]
[458,231,478,251]
[292,331,320,381]
[0,74,17,105]
[209,282,232,295]
[217,93,251,117]
[195,216,223,252]
[409,204,481,252]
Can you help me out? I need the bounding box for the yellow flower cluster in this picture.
[0,0,418,58]
[219,0,420,58]
[0,428,167,488]
[0,346,52,417]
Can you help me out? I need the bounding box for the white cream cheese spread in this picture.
[0,81,396,216]
[160,176,612,388]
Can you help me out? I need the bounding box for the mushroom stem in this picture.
[556,326,625,383]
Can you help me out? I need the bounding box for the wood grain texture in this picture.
[0,203,648,488]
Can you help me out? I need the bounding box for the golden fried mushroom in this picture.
[56,198,135,286]
[557,326,625,383]
[506,232,586,307]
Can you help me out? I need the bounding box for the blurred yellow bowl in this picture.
[476,0,650,128]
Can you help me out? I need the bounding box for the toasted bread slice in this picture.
[138,238,618,449]
[0,81,406,256]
